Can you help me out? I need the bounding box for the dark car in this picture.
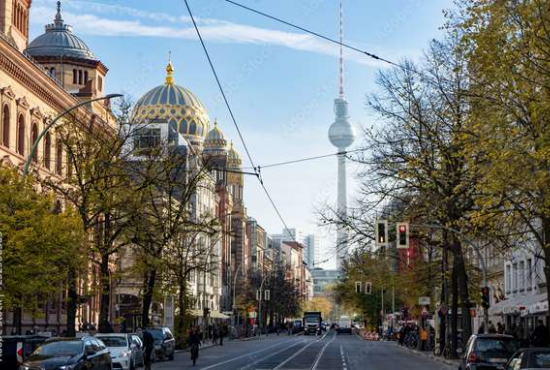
[505,348,550,369]
[460,334,519,370]
[19,337,112,370]
[1,335,48,370]
[146,327,175,361]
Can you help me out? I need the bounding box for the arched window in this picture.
[84,71,88,84]
[66,150,72,177]
[31,122,38,163]
[56,137,63,175]
[189,122,196,135]
[17,114,25,155]
[73,69,77,84]
[2,105,9,148]
[78,70,82,85]
[49,68,56,78]
[44,132,51,170]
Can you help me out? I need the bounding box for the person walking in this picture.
[189,327,202,366]
[142,329,154,370]
[532,320,550,347]
[219,323,226,346]
[212,325,219,345]
[489,321,497,334]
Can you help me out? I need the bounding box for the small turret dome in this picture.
[228,141,242,169]
[204,119,227,153]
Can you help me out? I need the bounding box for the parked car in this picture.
[1,335,48,370]
[146,327,175,361]
[20,337,112,370]
[505,348,550,369]
[95,333,144,370]
[460,334,519,370]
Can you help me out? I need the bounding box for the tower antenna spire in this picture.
[339,0,344,97]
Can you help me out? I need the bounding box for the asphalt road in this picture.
[151,331,455,370]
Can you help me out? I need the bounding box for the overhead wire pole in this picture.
[183,0,297,244]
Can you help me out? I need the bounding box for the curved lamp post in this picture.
[23,93,123,176]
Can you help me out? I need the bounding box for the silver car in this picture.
[95,333,144,370]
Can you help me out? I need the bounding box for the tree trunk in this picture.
[454,241,472,347]
[98,253,112,333]
[141,268,156,328]
[66,267,78,337]
[451,257,459,358]
[176,282,186,348]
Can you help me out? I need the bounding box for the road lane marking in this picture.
[272,336,323,370]
[199,338,302,370]
[340,345,347,370]
[311,333,337,370]
[236,339,307,370]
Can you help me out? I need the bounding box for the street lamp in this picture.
[23,94,123,176]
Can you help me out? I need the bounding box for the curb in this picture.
[394,342,460,367]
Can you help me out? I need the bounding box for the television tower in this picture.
[328,0,356,271]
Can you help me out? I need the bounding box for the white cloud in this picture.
[30,3,387,68]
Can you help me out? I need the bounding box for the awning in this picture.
[528,293,548,315]
[489,293,547,316]
[185,309,230,319]
[210,310,230,319]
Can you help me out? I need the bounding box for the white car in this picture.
[95,333,144,370]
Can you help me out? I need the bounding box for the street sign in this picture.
[222,311,234,316]
[419,296,431,305]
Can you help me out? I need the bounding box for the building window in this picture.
[78,70,83,85]
[133,127,161,155]
[527,259,533,290]
[2,105,9,148]
[31,122,38,163]
[506,264,511,294]
[56,138,63,175]
[66,150,72,177]
[84,71,89,84]
[519,260,525,292]
[512,263,518,293]
[49,67,56,78]
[17,114,25,155]
[73,69,77,84]
[98,76,103,91]
[44,132,51,170]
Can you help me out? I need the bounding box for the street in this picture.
[152,331,454,370]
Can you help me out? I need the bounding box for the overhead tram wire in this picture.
[223,0,400,68]
[244,148,366,170]
[183,0,297,243]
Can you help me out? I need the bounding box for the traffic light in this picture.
[481,286,490,309]
[396,222,409,249]
[375,220,388,247]
[355,281,362,293]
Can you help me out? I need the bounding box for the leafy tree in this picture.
[0,166,84,334]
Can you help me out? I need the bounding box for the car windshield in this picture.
[534,352,550,368]
[475,338,518,358]
[96,336,127,347]
[34,341,82,357]
[305,317,319,323]
[148,330,164,340]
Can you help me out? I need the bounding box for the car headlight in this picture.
[120,351,131,358]
[58,365,76,370]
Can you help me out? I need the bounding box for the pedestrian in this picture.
[497,322,505,334]
[212,325,219,345]
[188,327,201,366]
[531,320,550,347]
[478,322,486,334]
[142,329,154,370]
[219,323,226,346]
[489,321,497,334]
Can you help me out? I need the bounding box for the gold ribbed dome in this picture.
[132,62,209,141]
[228,141,242,169]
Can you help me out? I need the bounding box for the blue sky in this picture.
[29,0,453,267]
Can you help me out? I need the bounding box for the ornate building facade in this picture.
[0,1,116,334]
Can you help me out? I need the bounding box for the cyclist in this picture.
[188,327,202,366]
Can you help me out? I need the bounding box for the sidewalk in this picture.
[393,342,460,368]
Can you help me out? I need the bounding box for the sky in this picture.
[28,0,454,268]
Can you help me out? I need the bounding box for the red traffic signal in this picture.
[481,287,490,309]
[396,222,409,249]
